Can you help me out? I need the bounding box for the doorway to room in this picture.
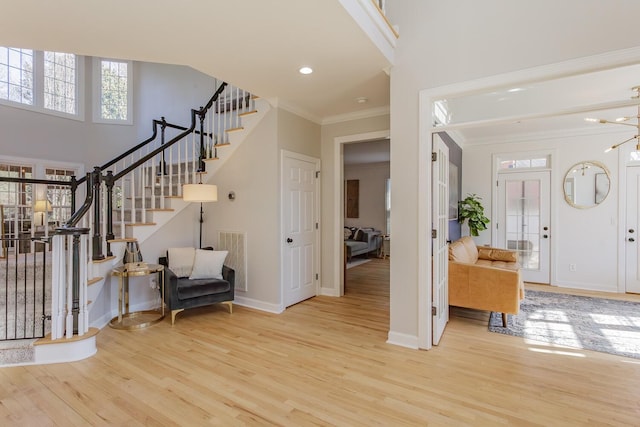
[337,131,390,296]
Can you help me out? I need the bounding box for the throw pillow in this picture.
[344,228,352,240]
[168,247,196,278]
[189,249,228,280]
[354,228,364,241]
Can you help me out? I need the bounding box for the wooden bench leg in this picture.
[502,312,508,328]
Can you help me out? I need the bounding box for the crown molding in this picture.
[322,105,390,125]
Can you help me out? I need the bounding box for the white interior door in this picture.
[432,134,449,345]
[497,171,551,283]
[625,166,640,293]
[282,151,319,307]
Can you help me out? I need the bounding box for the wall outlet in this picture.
[569,264,576,272]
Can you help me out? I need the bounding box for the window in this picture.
[44,51,77,114]
[498,156,549,170]
[0,163,33,254]
[0,47,82,119]
[0,47,33,105]
[45,167,74,224]
[93,58,132,124]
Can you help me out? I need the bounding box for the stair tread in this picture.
[225,127,244,133]
[238,110,258,117]
[146,208,174,212]
[107,237,138,243]
[203,157,220,162]
[216,142,231,147]
[93,255,116,264]
[125,222,157,227]
[88,277,103,286]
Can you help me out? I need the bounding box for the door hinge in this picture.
[315,222,319,230]
[432,152,437,162]
[432,229,437,238]
[315,171,320,178]
[432,306,437,316]
[315,273,319,280]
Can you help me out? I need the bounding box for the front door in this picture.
[497,171,551,283]
[625,166,640,293]
[282,151,320,307]
[432,134,449,345]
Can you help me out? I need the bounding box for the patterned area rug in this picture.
[489,290,640,359]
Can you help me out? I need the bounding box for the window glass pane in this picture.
[0,47,33,105]
[100,59,128,120]
[45,167,74,224]
[44,51,76,114]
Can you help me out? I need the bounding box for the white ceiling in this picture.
[0,0,392,124]
[439,63,640,145]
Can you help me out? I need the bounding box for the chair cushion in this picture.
[478,247,518,262]
[460,236,479,263]
[449,239,475,263]
[168,247,196,278]
[176,278,231,300]
[189,249,228,280]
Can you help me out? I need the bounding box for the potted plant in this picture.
[458,193,490,237]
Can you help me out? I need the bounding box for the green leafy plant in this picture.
[458,193,490,237]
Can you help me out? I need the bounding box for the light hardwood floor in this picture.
[2,258,640,426]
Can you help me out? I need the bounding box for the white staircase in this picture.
[0,86,270,366]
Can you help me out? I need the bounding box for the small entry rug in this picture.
[346,258,371,269]
[488,290,640,359]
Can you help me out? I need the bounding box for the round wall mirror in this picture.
[563,160,611,209]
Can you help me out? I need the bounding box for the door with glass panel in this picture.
[497,171,551,283]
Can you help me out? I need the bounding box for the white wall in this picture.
[344,162,389,232]
[385,0,640,344]
[463,131,624,292]
[320,115,390,296]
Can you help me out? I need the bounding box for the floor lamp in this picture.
[182,183,218,248]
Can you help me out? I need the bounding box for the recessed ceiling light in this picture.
[507,87,525,93]
[355,97,368,104]
[299,66,313,75]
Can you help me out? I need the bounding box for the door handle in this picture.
[543,226,549,231]
[286,238,293,243]
[543,234,548,239]
[630,229,635,234]
[630,237,636,242]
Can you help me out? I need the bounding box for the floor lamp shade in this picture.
[183,184,218,202]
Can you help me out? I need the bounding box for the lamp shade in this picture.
[183,184,218,202]
[34,200,52,213]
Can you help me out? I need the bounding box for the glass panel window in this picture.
[0,46,82,119]
[385,178,391,234]
[499,156,549,170]
[0,163,33,254]
[98,59,130,122]
[44,51,77,114]
[0,47,33,105]
[45,167,74,225]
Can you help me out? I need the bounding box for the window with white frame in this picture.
[0,47,82,118]
[385,178,391,235]
[93,58,132,124]
[45,167,74,225]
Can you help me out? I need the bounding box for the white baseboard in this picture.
[320,287,340,297]
[386,331,419,349]
[234,296,284,314]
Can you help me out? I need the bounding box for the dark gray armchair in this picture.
[159,252,235,325]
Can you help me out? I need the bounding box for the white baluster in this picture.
[78,234,87,336]
[65,235,73,339]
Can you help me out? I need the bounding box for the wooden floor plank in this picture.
[2,258,640,425]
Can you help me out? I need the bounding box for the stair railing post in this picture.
[91,167,105,261]
[197,107,206,173]
[160,117,167,176]
[104,170,115,257]
[70,174,77,213]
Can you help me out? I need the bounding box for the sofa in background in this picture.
[448,236,524,327]
[159,247,235,325]
[344,227,381,261]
